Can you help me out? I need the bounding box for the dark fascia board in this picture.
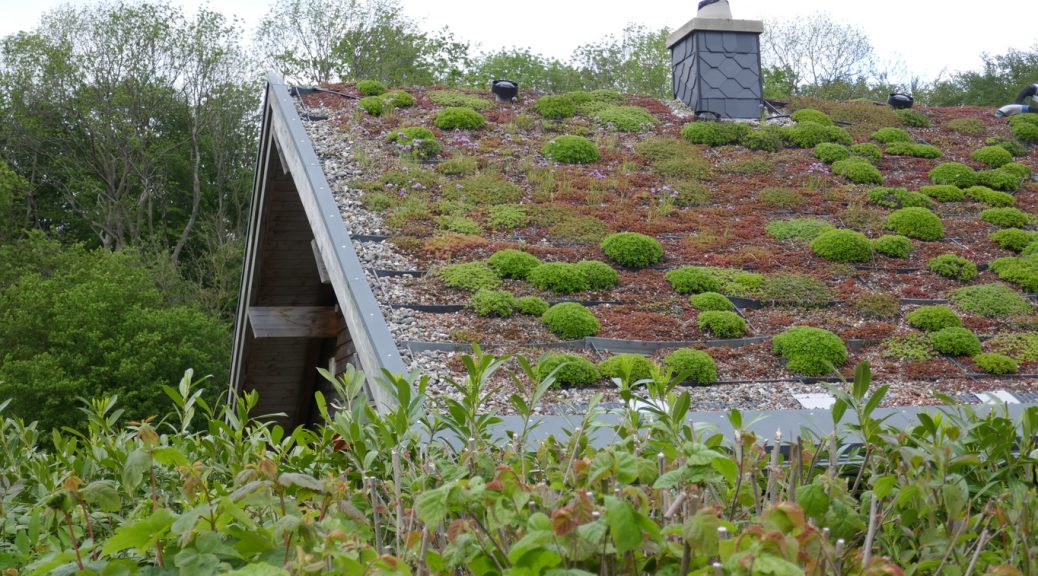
[229,72,406,412]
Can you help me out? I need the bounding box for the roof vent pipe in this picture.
[996,83,1037,117]
[491,80,518,103]
[887,93,913,109]
[697,0,732,18]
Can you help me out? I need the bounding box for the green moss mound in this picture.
[990,229,1036,252]
[437,262,501,291]
[697,310,748,338]
[867,187,933,210]
[772,326,847,376]
[813,143,850,164]
[928,254,978,281]
[766,218,834,242]
[931,327,982,356]
[849,143,883,163]
[595,106,657,132]
[1009,114,1038,142]
[428,90,492,110]
[600,232,663,269]
[470,289,515,317]
[896,109,930,128]
[599,354,656,383]
[741,127,784,152]
[973,353,1018,375]
[528,262,589,294]
[383,90,415,108]
[542,135,600,164]
[791,108,834,125]
[1000,162,1032,181]
[872,127,912,143]
[782,121,852,148]
[515,295,549,316]
[872,235,912,258]
[975,169,1020,192]
[488,249,541,280]
[575,260,619,290]
[666,266,721,294]
[981,208,1032,229]
[689,292,735,312]
[542,302,600,339]
[533,95,576,119]
[971,146,1013,168]
[434,107,486,130]
[536,353,600,387]
[386,126,441,159]
[887,207,944,240]
[989,256,1038,292]
[681,121,750,146]
[663,349,717,385]
[810,229,873,262]
[919,185,965,202]
[358,96,387,116]
[928,162,976,188]
[950,282,1033,317]
[884,142,941,159]
[356,79,386,96]
[907,305,961,332]
[831,158,883,185]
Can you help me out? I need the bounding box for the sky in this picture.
[1,0,1036,84]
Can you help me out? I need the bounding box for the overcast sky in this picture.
[2,0,1036,83]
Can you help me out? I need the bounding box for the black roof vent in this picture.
[888,93,914,109]
[492,80,518,103]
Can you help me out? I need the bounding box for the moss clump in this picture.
[663,349,717,385]
[929,162,976,188]
[488,249,541,279]
[872,235,912,258]
[438,215,481,235]
[883,333,936,361]
[536,353,600,387]
[383,90,415,108]
[542,135,600,164]
[600,232,663,269]
[672,181,713,207]
[533,95,576,119]
[791,108,834,125]
[635,137,696,161]
[448,175,522,205]
[689,292,735,312]
[975,169,1020,192]
[990,228,1036,252]
[358,96,387,116]
[782,121,852,148]
[849,143,883,163]
[704,267,765,297]
[772,326,847,376]
[697,310,748,338]
[488,204,528,230]
[810,229,873,262]
[436,156,478,176]
[928,254,978,281]
[758,187,805,210]
[437,262,501,291]
[681,121,750,146]
[920,185,965,202]
[542,302,599,339]
[575,260,619,290]
[897,109,930,128]
[434,107,486,130]
[852,293,900,319]
[653,157,711,180]
[515,296,549,316]
[741,127,784,152]
[867,187,933,210]
[831,158,883,185]
[988,136,1029,157]
[760,273,832,307]
[666,267,721,294]
[356,79,386,96]
[931,327,982,356]
[1009,114,1038,143]
[950,282,1033,317]
[884,142,942,159]
[973,353,1018,375]
[528,263,589,294]
[907,305,961,332]
[1000,162,1033,181]
[594,106,657,132]
[948,118,985,136]
[886,207,944,240]
[872,127,912,143]
[428,90,492,110]
[813,143,850,164]
[386,127,441,159]
[981,207,1032,229]
[599,354,656,383]
[971,146,1013,168]
[470,289,515,317]
[989,256,1038,292]
[547,214,611,244]
[988,332,1038,362]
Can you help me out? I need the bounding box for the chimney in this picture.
[667,1,764,119]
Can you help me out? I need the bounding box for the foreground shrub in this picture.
[488,249,541,279]
[689,291,735,311]
[929,162,976,188]
[698,310,748,338]
[887,207,944,240]
[872,235,912,258]
[599,354,656,383]
[929,254,978,281]
[663,348,718,384]
[907,305,961,331]
[810,229,873,262]
[831,158,883,184]
[989,256,1038,292]
[542,302,600,338]
[438,261,501,290]
[356,79,386,96]
[931,327,982,356]
[600,232,663,269]
[772,326,847,376]
[542,135,600,164]
[514,295,549,316]
[981,207,1032,228]
[666,266,721,294]
[470,289,516,317]
[971,145,1013,168]
[536,353,600,387]
[681,121,750,146]
[434,107,486,130]
[973,352,1018,374]
[533,95,576,119]
[950,282,1033,317]
[766,218,833,242]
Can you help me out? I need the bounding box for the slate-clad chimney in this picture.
[668,0,764,119]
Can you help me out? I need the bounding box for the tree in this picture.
[762,13,877,98]
[571,24,671,97]
[466,48,582,93]
[923,46,1038,106]
[255,0,361,84]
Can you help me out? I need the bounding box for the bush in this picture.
[981,207,1032,228]
[536,353,600,387]
[907,305,961,332]
[528,262,589,294]
[929,162,976,188]
[533,95,576,119]
[975,169,1020,192]
[760,273,832,306]
[989,256,1038,292]
[438,262,501,291]
[489,204,528,229]
[931,327,982,356]
[428,90,491,110]
[884,142,942,159]
[542,302,600,339]
[689,292,735,312]
[772,326,847,376]
[471,289,515,317]
[928,254,978,281]
[872,235,912,258]
[595,106,657,132]
[810,229,873,262]
[831,158,883,185]
[386,127,441,159]
[599,354,656,383]
[852,293,900,319]
[666,266,721,294]
[448,175,522,205]
[383,90,415,108]
[867,187,933,209]
[663,349,718,384]
[920,185,965,202]
[741,127,783,151]
[434,107,486,130]
[575,260,619,290]
[358,96,386,116]
[488,249,541,279]
[872,127,912,143]
[791,108,834,125]
[973,353,1018,374]
[600,232,663,269]
[515,295,549,316]
[782,121,852,148]
[813,143,850,164]
[357,79,386,96]
[681,121,750,146]
[971,146,1013,168]
[697,310,748,338]
[990,228,1036,251]
[542,135,600,164]
[849,142,883,163]
[1009,113,1038,142]
[950,282,1033,317]
[947,118,985,136]
[897,109,930,128]
[887,207,944,240]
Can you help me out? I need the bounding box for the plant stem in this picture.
[78,500,96,560]
[862,494,878,567]
[963,529,989,576]
[64,510,84,571]
[393,450,404,558]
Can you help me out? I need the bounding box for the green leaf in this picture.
[872,475,897,500]
[604,496,642,553]
[796,483,830,519]
[224,564,290,576]
[100,559,140,576]
[711,456,738,486]
[415,482,453,527]
[101,508,176,556]
[942,475,968,520]
[613,451,639,484]
[122,449,150,492]
[747,553,806,576]
[277,473,324,492]
[151,446,188,467]
[80,480,121,512]
[653,468,687,489]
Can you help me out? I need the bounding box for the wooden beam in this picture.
[311,239,331,284]
[249,306,342,338]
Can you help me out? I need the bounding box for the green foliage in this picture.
[697,310,748,338]
[383,90,417,108]
[791,108,834,125]
[1000,161,1033,180]
[760,273,832,306]
[758,188,806,210]
[547,213,611,243]
[871,127,911,143]
[872,235,912,258]
[988,136,1029,157]
[448,175,522,205]
[599,354,656,382]
[635,137,695,161]
[434,107,487,130]
[920,185,965,202]
[772,326,847,376]
[741,126,784,151]
[542,135,600,164]
[672,181,713,207]
[437,261,501,291]
[387,126,441,159]
[653,157,711,180]
[689,292,735,312]
[971,146,1014,168]
[438,214,481,234]
[975,169,1020,192]
[930,327,982,356]
[883,333,936,361]
[782,121,852,148]
[600,232,663,269]
[681,121,750,146]
[488,249,541,279]
[950,282,1033,317]
[514,295,549,316]
[886,207,944,240]
[663,348,718,384]
[810,229,873,262]
[973,353,1018,374]
[666,267,721,295]
[981,207,1032,228]
[928,254,978,281]
[947,118,986,135]
[428,90,492,110]
[852,293,900,319]
[541,302,600,339]
[907,306,962,332]
[990,228,1036,252]
[989,255,1038,292]
[488,204,528,229]
[536,353,600,387]
[1009,113,1038,142]
[831,158,883,184]
[884,142,942,159]
[812,142,850,163]
[575,260,620,290]
[867,187,933,209]
[849,142,883,163]
[928,162,977,188]
[533,95,577,119]
[896,108,930,128]
[988,332,1038,362]
[470,289,516,317]
[356,79,386,96]
[358,95,387,116]
[594,106,657,132]
[528,262,589,294]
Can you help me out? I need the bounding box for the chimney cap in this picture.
[697,0,732,19]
